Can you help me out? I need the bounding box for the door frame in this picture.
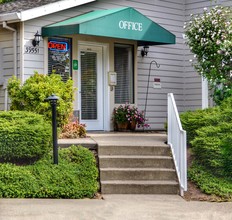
[77,41,110,131]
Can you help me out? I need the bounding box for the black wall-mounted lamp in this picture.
[32,31,42,47]
[141,45,149,57]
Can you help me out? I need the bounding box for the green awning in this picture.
[42,7,175,46]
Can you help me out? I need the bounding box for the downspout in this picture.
[2,21,17,110]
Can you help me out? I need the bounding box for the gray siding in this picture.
[23,0,186,130]
[0,27,14,77]
[0,27,15,110]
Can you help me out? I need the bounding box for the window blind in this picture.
[114,44,134,104]
[81,51,97,120]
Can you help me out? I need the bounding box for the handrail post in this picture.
[167,93,187,195]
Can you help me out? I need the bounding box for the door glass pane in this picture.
[81,51,97,120]
[114,44,134,104]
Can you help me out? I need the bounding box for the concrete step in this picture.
[98,145,170,156]
[97,140,178,195]
[101,180,179,194]
[100,168,177,181]
[99,155,174,169]
[58,138,97,150]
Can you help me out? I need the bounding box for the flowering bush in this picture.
[184,5,232,104]
[113,104,149,128]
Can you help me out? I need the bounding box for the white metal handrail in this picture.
[167,93,187,196]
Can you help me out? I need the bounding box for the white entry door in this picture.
[78,45,104,130]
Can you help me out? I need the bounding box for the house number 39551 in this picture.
[25,46,39,54]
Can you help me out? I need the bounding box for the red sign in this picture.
[48,41,68,52]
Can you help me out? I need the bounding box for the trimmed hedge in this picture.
[0,111,52,163]
[188,162,232,201]
[0,163,39,198]
[180,96,232,145]
[180,96,232,178]
[0,146,99,198]
[191,122,232,178]
[180,107,221,145]
[181,96,232,198]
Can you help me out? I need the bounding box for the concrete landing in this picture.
[89,132,167,146]
[58,132,167,149]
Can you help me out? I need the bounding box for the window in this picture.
[114,44,134,104]
[80,51,97,120]
[48,37,72,82]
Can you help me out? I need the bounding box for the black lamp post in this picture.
[46,94,59,164]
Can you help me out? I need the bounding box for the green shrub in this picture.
[0,163,39,198]
[7,73,75,127]
[182,96,232,177]
[191,122,232,177]
[220,95,232,110]
[188,162,232,201]
[0,0,14,3]
[180,107,220,145]
[0,146,99,198]
[180,96,232,145]
[221,136,232,177]
[182,95,232,197]
[0,111,52,163]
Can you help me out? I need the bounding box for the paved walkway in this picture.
[0,195,231,220]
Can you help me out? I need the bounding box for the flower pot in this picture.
[116,122,129,131]
[129,120,137,131]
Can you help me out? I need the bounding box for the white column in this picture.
[202,77,208,109]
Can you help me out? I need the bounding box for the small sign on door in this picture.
[73,60,78,70]
[153,78,161,89]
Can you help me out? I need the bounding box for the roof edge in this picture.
[0,12,21,23]
[0,0,96,23]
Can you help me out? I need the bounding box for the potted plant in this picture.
[113,104,149,131]
[112,104,129,131]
